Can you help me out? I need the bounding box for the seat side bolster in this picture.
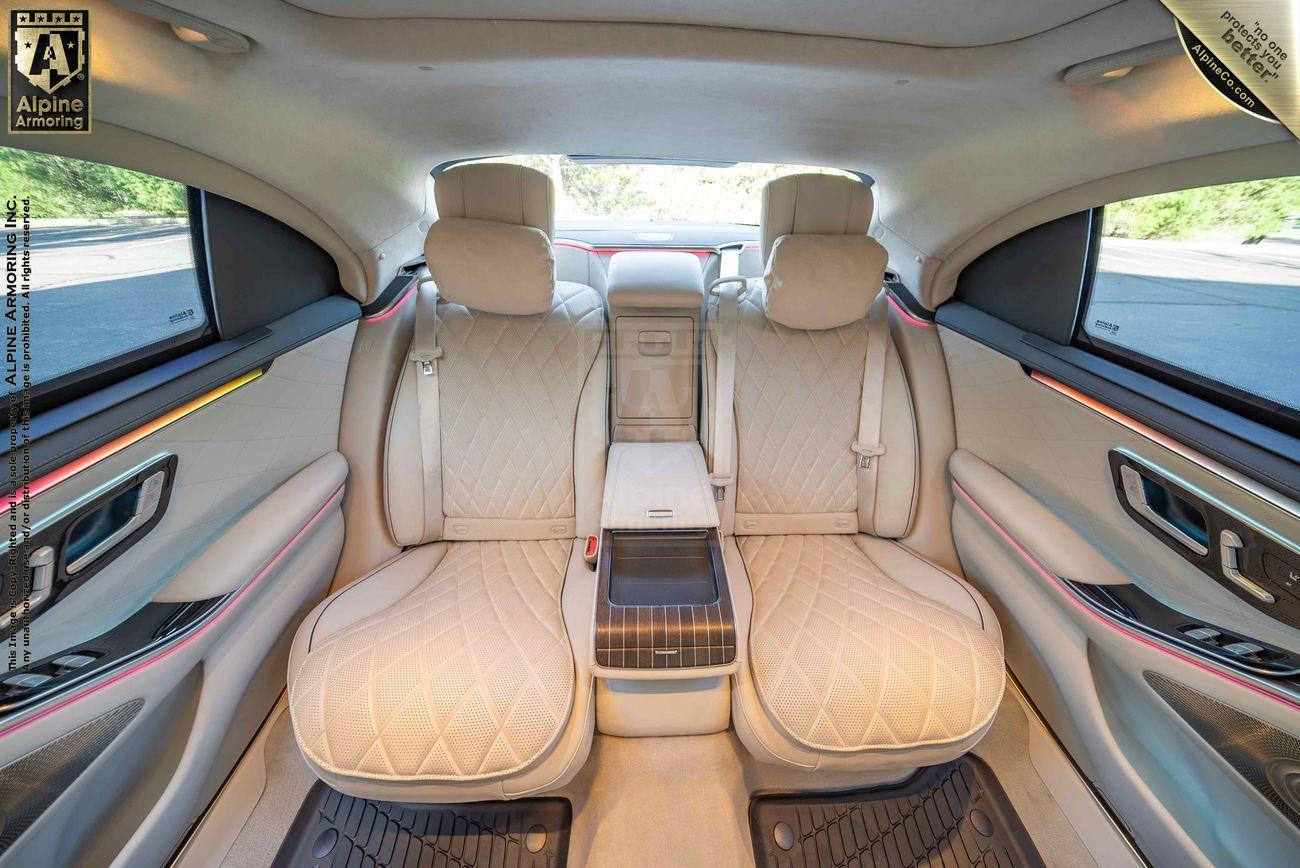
[287,543,450,683]
[853,534,1001,646]
[573,329,609,540]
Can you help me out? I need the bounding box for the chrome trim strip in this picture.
[1116,448,1300,559]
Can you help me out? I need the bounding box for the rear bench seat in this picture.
[287,164,606,801]
[709,173,1006,771]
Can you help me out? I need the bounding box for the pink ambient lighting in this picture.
[887,294,932,328]
[951,479,1300,713]
[0,484,346,740]
[365,280,418,323]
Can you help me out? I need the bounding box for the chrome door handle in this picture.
[65,470,165,575]
[0,545,56,631]
[1119,465,1208,556]
[1219,530,1275,604]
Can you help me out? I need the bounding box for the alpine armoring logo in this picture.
[8,9,91,134]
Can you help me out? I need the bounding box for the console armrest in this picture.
[606,251,704,310]
[602,442,718,530]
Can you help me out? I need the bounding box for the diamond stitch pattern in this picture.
[438,282,604,520]
[291,539,574,782]
[724,286,868,515]
[741,534,1003,752]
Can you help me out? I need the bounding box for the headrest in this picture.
[426,163,557,315]
[760,173,873,264]
[763,234,887,330]
[435,163,555,238]
[425,218,555,315]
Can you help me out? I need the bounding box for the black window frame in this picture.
[22,185,217,416]
[1073,204,1300,440]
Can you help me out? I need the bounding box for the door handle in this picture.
[1119,464,1209,555]
[1219,530,1275,604]
[0,546,56,632]
[65,470,166,575]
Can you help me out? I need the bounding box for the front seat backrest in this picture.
[385,163,607,546]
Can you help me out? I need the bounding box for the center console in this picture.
[605,251,704,443]
[591,441,737,736]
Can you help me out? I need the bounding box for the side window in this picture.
[0,146,211,406]
[1080,176,1300,423]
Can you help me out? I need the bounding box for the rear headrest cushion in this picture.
[435,163,555,238]
[761,174,873,263]
[763,234,887,330]
[425,218,555,315]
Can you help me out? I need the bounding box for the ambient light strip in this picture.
[365,279,418,323]
[951,479,1300,713]
[0,370,264,517]
[1029,372,1300,520]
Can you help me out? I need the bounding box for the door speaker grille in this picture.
[0,698,143,853]
[1145,671,1300,828]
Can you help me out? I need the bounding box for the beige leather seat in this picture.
[288,164,607,801]
[711,173,1005,773]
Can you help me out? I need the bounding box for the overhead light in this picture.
[1062,38,1180,85]
[108,0,250,54]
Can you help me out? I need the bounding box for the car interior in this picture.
[0,1,1298,866]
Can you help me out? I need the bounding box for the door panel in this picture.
[0,323,355,867]
[16,325,354,663]
[940,327,1300,866]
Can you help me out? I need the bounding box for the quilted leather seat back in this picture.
[715,173,919,537]
[714,283,918,537]
[385,163,607,547]
[385,283,605,546]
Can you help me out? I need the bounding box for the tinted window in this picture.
[1083,177,1300,413]
[0,146,209,394]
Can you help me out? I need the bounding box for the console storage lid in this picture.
[601,442,718,530]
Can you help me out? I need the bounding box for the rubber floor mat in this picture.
[750,755,1044,868]
[271,781,570,867]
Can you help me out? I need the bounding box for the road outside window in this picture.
[0,146,207,391]
[1085,176,1300,412]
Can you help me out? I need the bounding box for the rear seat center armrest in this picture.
[601,442,718,530]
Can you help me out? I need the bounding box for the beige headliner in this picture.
[4,0,1293,304]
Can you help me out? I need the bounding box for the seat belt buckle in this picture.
[410,348,443,376]
[851,441,885,470]
[584,534,599,565]
[709,473,733,501]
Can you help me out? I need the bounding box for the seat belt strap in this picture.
[709,276,744,500]
[409,279,443,536]
[719,243,742,280]
[854,296,890,526]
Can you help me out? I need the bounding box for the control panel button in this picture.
[52,653,98,671]
[1182,626,1221,642]
[1263,552,1300,595]
[1221,641,1265,657]
[3,672,52,689]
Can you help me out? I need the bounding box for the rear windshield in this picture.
[457,156,858,226]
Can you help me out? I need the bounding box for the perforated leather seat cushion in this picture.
[741,534,1003,753]
[291,540,574,783]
